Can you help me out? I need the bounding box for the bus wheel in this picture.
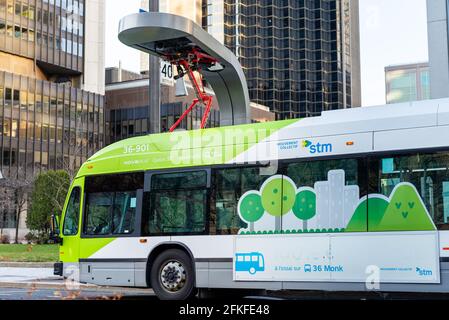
[150,249,195,300]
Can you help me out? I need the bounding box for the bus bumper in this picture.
[54,262,63,276]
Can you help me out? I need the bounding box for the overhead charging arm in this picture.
[118,12,251,128]
[168,49,217,132]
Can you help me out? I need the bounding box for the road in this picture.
[0,287,156,300]
[0,265,448,300]
[2,286,449,300]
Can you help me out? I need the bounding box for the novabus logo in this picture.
[301,140,333,154]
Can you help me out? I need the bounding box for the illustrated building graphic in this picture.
[310,170,359,230]
[240,170,361,233]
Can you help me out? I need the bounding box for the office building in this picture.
[106,64,145,84]
[385,62,430,104]
[202,0,362,119]
[427,0,449,99]
[0,0,105,239]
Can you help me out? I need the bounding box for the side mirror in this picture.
[50,214,62,244]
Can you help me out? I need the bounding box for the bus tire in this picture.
[150,249,195,300]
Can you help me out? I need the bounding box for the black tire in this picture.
[150,249,196,300]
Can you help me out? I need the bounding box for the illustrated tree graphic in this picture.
[238,191,264,232]
[260,176,296,231]
[292,188,316,231]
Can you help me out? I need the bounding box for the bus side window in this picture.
[214,167,268,235]
[146,170,208,236]
[63,187,81,236]
[372,152,449,230]
[83,172,144,237]
[112,191,137,234]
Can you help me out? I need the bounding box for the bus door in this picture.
[59,177,84,266]
[77,173,144,286]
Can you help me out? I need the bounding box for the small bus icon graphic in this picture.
[304,264,312,272]
[235,252,265,275]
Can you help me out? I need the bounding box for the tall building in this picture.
[427,0,449,99]
[385,62,430,104]
[0,0,105,240]
[203,0,361,119]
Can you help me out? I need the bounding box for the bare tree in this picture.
[0,173,33,243]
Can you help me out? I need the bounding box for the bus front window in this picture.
[62,187,81,236]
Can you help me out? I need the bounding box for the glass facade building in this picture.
[0,0,85,75]
[0,70,104,179]
[202,0,361,120]
[385,62,430,104]
[0,0,104,180]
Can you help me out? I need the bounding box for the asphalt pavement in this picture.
[0,287,156,300]
[0,266,156,300]
[1,266,449,300]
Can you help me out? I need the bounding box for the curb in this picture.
[0,262,55,268]
[0,280,154,294]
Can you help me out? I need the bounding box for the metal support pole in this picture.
[148,0,160,133]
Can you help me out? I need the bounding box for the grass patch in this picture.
[0,244,59,262]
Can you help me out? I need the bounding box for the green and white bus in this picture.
[52,98,449,300]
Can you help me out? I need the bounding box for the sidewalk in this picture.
[0,267,67,289]
[0,262,54,268]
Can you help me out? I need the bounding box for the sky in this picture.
[105,0,429,107]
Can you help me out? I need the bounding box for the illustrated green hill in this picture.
[346,196,389,232]
[346,183,435,232]
[377,183,435,231]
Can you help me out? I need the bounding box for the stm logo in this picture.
[416,267,433,276]
[301,140,333,154]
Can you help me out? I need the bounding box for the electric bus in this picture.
[52,98,449,300]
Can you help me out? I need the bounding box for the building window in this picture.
[14,1,20,15]
[21,27,27,41]
[14,25,20,38]
[28,29,34,42]
[6,24,12,36]
[13,89,19,107]
[22,4,34,20]
[6,0,12,14]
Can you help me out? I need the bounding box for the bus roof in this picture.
[76,98,449,179]
[76,118,298,178]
